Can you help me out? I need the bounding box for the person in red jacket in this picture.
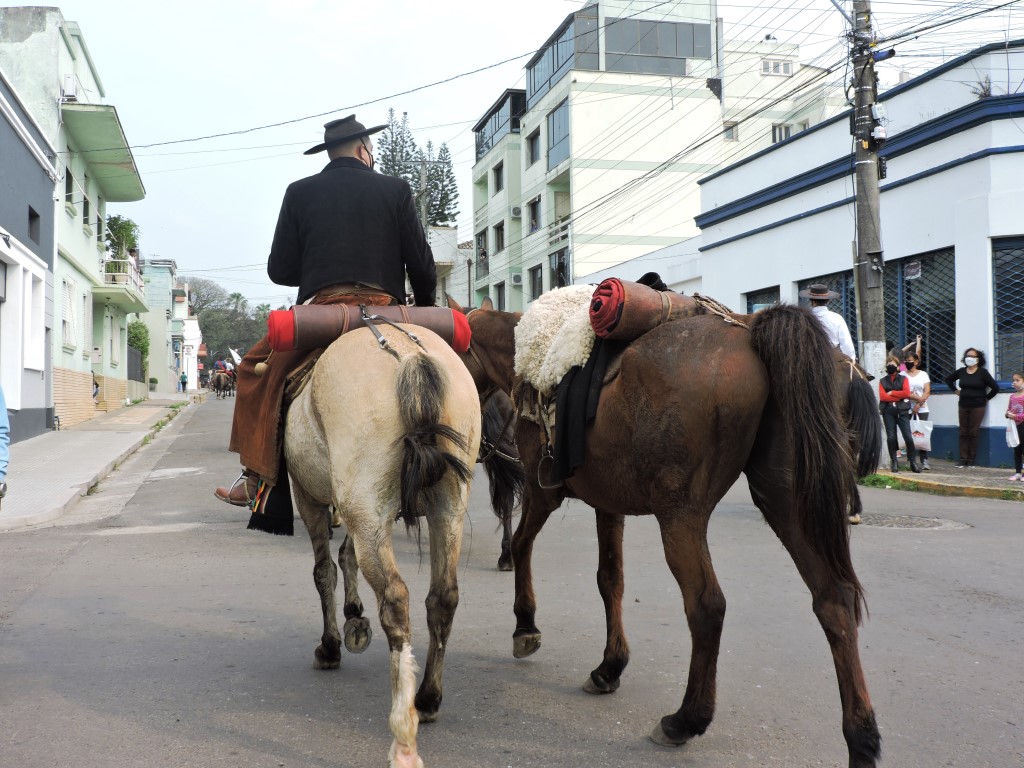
[879,353,921,473]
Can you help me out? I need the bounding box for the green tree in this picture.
[376,108,419,189]
[182,276,229,315]
[429,143,459,226]
[127,319,150,378]
[105,215,141,257]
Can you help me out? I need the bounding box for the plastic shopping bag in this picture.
[1007,419,1020,449]
[910,417,932,452]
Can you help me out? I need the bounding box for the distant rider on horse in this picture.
[214,114,437,507]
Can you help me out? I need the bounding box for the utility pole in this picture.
[851,0,888,379]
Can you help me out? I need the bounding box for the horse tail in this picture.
[748,304,865,622]
[481,393,525,527]
[395,352,473,529]
[847,375,882,479]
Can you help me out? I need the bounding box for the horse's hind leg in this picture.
[338,532,372,653]
[292,481,342,669]
[583,510,629,694]
[649,512,726,747]
[748,474,880,767]
[414,497,466,722]
[498,515,513,572]
[349,529,421,768]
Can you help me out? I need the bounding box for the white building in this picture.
[693,39,1024,466]
[0,64,57,441]
[458,1,845,311]
[0,7,146,426]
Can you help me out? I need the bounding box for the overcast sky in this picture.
[6,0,1021,306]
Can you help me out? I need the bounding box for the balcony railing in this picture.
[548,216,570,248]
[103,258,145,295]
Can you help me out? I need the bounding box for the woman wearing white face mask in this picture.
[944,348,999,467]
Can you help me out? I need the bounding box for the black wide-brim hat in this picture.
[798,283,839,300]
[304,114,387,155]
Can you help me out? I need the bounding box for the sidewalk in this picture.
[868,456,1024,501]
[0,397,193,531]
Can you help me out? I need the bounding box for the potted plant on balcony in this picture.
[104,214,141,284]
[149,377,158,392]
[105,258,129,283]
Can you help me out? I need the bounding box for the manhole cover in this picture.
[859,513,970,530]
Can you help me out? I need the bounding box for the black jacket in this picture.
[267,157,436,305]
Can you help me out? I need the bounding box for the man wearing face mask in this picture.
[215,114,437,508]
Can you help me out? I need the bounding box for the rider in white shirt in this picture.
[799,284,856,360]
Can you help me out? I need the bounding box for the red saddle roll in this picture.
[590,278,699,341]
[267,305,471,353]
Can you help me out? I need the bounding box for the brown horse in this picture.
[211,370,234,399]
[451,296,882,768]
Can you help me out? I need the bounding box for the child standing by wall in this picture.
[1005,372,1024,481]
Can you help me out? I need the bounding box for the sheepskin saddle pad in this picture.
[514,285,596,397]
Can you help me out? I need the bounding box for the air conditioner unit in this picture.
[62,74,79,102]
[509,205,523,218]
[511,273,523,286]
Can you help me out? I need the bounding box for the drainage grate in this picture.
[859,513,970,530]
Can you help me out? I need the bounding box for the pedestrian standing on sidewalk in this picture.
[179,371,188,393]
[0,384,10,503]
[903,351,931,470]
[944,348,998,468]
[879,354,921,473]
[1005,372,1024,481]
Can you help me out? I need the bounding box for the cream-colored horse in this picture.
[284,323,481,768]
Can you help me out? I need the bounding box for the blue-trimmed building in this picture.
[685,40,1024,466]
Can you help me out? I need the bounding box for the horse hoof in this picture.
[583,672,620,695]
[313,645,340,670]
[513,632,541,658]
[497,557,513,572]
[417,708,440,724]
[649,722,690,747]
[343,617,372,654]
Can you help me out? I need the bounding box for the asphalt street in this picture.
[0,397,1021,767]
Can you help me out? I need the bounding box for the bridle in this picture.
[464,307,520,465]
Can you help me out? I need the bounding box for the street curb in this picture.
[865,471,1024,502]
[0,404,186,532]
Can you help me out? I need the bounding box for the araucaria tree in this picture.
[377,110,459,227]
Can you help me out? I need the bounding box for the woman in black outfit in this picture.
[944,348,999,467]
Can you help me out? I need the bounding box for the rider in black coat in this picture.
[268,155,436,306]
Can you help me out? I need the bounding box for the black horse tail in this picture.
[396,352,473,530]
[481,392,525,527]
[748,304,865,622]
[847,375,882,479]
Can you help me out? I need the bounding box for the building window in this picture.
[62,278,77,349]
[723,122,739,141]
[549,248,569,289]
[761,59,793,76]
[745,286,779,313]
[604,17,711,76]
[993,238,1024,381]
[65,168,74,206]
[82,293,91,356]
[495,282,506,312]
[772,123,793,143]
[527,129,541,166]
[528,198,541,233]
[28,206,40,243]
[493,162,504,194]
[547,100,570,171]
[528,265,543,300]
[493,221,505,253]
